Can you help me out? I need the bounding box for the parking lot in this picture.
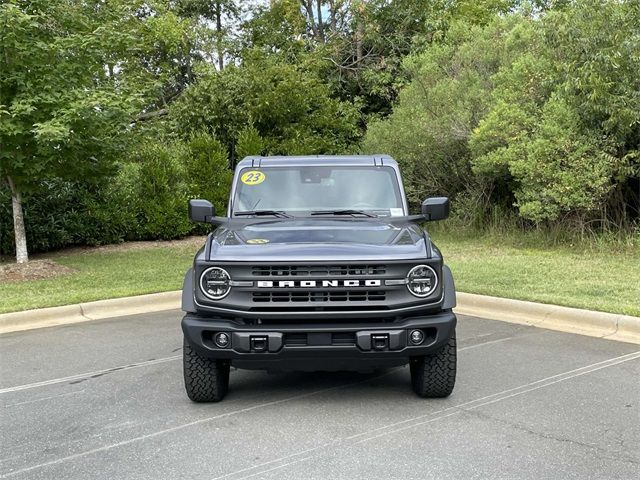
[1,311,638,479]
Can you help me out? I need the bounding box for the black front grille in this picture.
[211,262,434,315]
[252,290,387,303]
[251,265,387,277]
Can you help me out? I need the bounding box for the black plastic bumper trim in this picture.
[181,311,456,369]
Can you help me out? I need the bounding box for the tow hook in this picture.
[250,336,268,352]
[355,330,404,351]
[371,334,389,350]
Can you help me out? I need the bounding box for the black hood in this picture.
[207,218,431,262]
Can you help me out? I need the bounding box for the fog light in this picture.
[215,332,230,348]
[409,329,424,345]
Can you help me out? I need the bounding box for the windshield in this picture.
[232,165,404,217]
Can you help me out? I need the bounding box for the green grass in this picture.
[432,231,640,317]
[0,246,196,314]
[0,234,638,316]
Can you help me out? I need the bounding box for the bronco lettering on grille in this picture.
[256,280,382,288]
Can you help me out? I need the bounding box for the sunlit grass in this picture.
[432,231,640,317]
[0,246,196,313]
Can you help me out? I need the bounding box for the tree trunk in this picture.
[301,0,319,39]
[215,1,224,71]
[356,22,364,64]
[355,1,364,64]
[316,0,324,42]
[328,0,337,33]
[7,176,28,263]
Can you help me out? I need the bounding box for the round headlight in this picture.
[406,265,438,298]
[200,267,231,300]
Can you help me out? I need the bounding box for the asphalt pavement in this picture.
[1,311,638,480]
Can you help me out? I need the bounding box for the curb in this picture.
[0,291,180,334]
[1,291,638,344]
[455,292,640,344]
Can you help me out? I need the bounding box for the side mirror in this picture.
[188,199,214,223]
[421,197,450,221]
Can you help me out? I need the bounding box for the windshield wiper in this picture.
[310,209,377,218]
[234,210,292,218]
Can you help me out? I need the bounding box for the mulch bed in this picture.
[0,260,76,282]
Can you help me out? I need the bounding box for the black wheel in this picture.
[183,337,230,402]
[410,330,456,398]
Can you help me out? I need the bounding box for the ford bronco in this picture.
[181,155,457,402]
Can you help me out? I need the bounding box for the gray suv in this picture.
[181,155,457,401]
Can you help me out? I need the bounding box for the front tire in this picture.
[183,337,230,402]
[410,330,456,398]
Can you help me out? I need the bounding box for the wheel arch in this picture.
[442,264,457,310]
[182,268,197,313]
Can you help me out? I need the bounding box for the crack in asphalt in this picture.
[459,408,640,466]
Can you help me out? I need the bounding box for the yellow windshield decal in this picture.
[241,171,266,185]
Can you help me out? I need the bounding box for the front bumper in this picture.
[181,311,456,372]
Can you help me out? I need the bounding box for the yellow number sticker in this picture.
[247,238,269,244]
[241,170,266,185]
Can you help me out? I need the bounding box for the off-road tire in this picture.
[410,330,456,398]
[183,337,230,402]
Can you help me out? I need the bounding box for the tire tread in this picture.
[183,338,229,402]
[410,331,457,398]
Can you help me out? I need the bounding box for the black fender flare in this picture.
[442,264,457,310]
[182,268,197,313]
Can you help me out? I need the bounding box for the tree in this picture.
[472,0,640,225]
[171,52,361,157]
[177,0,243,70]
[363,18,517,207]
[305,0,521,119]
[0,0,193,262]
[241,0,307,59]
[366,1,638,227]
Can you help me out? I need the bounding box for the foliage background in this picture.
[1,0,638,256]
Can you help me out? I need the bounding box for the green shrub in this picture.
[364,3,639,230]
[236,125,265,160]
[183,132,233,215]
[116,143,192,240]
[362,19,507,206]
[0,179,131,256]
[172,55,362,157]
